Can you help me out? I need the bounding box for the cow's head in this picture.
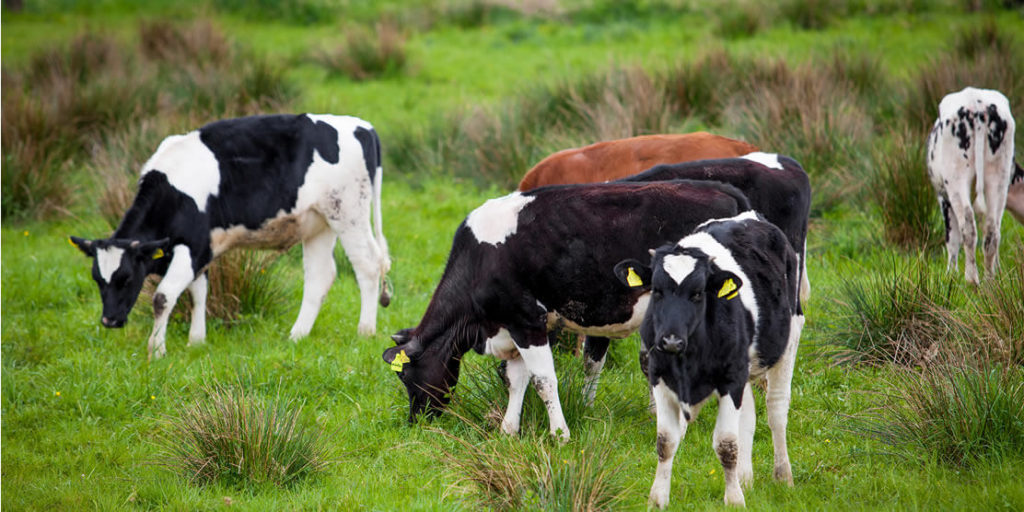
[615,245,741,355]
[383,328,462,422]
[69,236,170,328]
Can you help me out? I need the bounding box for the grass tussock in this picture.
[859,356,1024,467]
[433,416,628,511]
[827,256,969,366]
[155,380,330,488]
[871,128,943,249]
[314,21,408,81]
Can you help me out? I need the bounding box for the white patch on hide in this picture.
[141,131,220,212]
[548,293,651,338]
[466,192,535,246]
[96,247,125,284]
[662,254,697,285]
[741,152,783,170]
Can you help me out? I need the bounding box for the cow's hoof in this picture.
[724,487,746,507]
[648,489,669,509]
[148,345,167,361]
[187,337,206,348]
[357,323,376,336]
[774,463,793,486]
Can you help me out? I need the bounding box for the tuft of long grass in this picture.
[314,21,408,81]
[154,380,330,489]
[858,359,1024,468]
[826,255,969,366]
[969,245,1024,365]
[432,413,629,511]
[871,128,943,249]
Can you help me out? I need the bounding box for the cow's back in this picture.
[517,133,758,190]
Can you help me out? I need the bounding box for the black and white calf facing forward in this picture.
[615,212,803,507]
[382,180,750,440]
[71,114,391,359]
[927,87,1017,284]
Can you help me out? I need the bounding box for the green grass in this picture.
[4,2,1024,510]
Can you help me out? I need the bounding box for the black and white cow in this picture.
[927,87,1017,284]
[572,153,810,394]
[382,180,750,440]
[614,212,802,508]
[71,114,391,359]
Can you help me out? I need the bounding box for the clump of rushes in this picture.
[433,416,628,511]
[968,245,1024,365]
[859,356,1024,467]
[827,256,969,366]
[314,21,408,81]
[871,127,943,250]
[155,381,330,488]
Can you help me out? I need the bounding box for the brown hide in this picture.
[1007,181,1024,225]
[517,132,759,190]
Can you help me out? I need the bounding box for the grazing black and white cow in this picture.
[382,180,750,440]
[570,153,810,393]
[70,114,391,359]
[927,87,1017,284]
[614,212,803,508]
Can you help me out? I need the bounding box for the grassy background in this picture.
[3,1,1024,510]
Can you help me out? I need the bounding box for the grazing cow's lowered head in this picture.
[70,236,170,328]
[385,327,465,420]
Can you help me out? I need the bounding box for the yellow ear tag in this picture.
[390,349,411,372]
[717,278,738,300]
[68,237,76,247]
[152,248,164,260]
[626,267,643,287]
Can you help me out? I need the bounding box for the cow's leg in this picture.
[334,220,385,337]
[148,246,195,360]
[714,392,745,507]
[500,355,530,436]
[948,190,979,284]
[738,382,756,488]
[649,380,686,509]
[798,242,810,302]
[765,314,803,485]
[1005,181,1024,225]
[291,229,337,340]
[582,336,609,406]
[518,340,570,441]
[980,157,1012,278]
[938,194,962,274]
[186,272,208,346]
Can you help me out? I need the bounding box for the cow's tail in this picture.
[974,110,987,214]
[369,129,392,307]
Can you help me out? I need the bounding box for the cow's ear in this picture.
[709,271,742,301]
[614,259,652,289]
[69,236,96,257]
[383,341,422,372]
[132,238,171,260]
[391,328,414,345]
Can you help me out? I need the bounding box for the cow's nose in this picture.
[661,334,685,354]
[101,317,124,328]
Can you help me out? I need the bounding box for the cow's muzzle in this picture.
[101,316,125,328]
[659,334,686,354]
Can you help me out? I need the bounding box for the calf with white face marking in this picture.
[927,87,1017,284]
[382,180,750,440]
[71,114,391,359]
[615,212,803,508]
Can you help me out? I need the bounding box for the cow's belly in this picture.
[209,209,325,256]
[546,293,650,338]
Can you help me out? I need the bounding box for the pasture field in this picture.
[3,1,1024,510]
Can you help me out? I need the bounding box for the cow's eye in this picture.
[691,292,703,302]
[651,290,663,300]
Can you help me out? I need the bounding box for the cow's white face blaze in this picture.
[96,246,126,284]
[465,192,535,246]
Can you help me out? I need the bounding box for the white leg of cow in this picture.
[949,191,980,284]
[738,382,756,488]
[148,246,195,360]
[798,249,810,302]
[649,380,685,509]
[938,195,962,274]
[335,221,384,337]
[765,314,803,485]
[186,272,208,346]
[291,229,337,341]
[980,156,1012,278]
[713,392,745,507]
[518,343,570,441]
[582,336,609,407]
[501,355,530,436]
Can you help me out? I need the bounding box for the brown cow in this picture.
[517,132,758,190]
